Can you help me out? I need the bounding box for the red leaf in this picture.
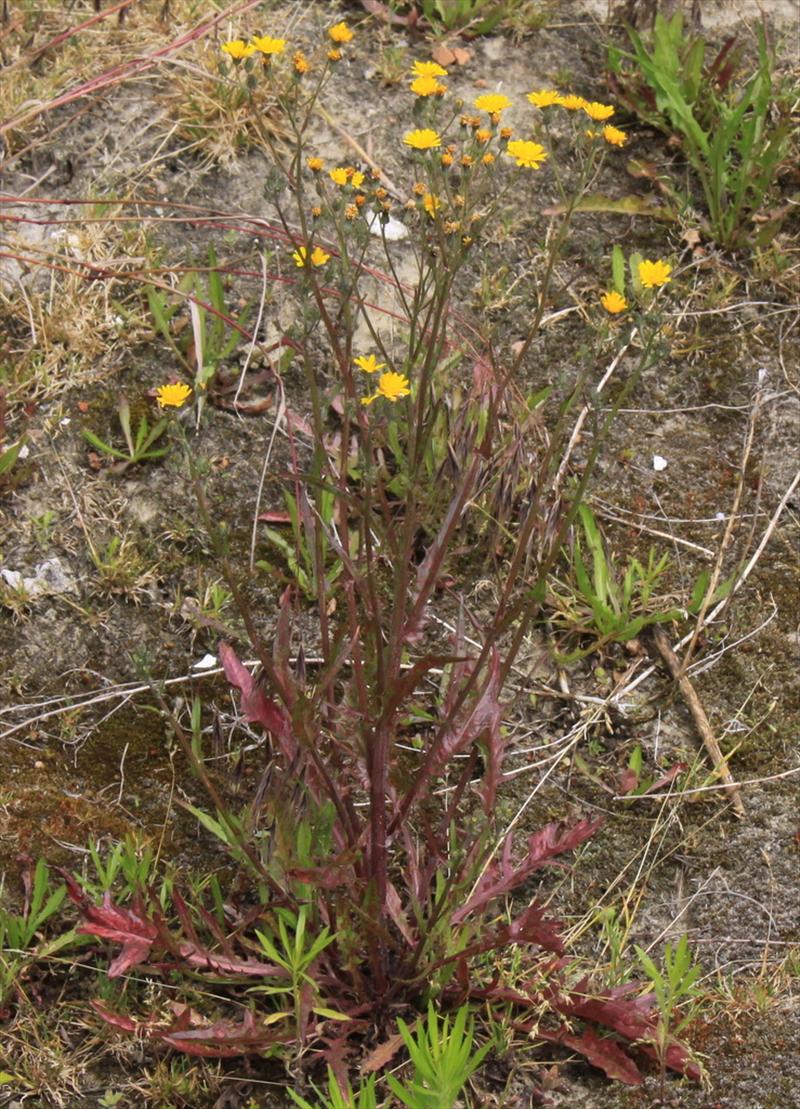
[637,1039,703,1082]
[618,768,639,795]
[64,876,159,977]
[91,1002,288,1058]
[556,981,656,1041]
[257,511,292,524]
[177,942,289,978]
[539,1025,643,1085]
[218,641,295,757]
[452,817,601,923]
[91,1000,140,1032]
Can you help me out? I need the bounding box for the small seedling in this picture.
[0,859,79,1007]
[387,1002,494,1109]
[608,14,792,248]
[636,935,704,1100]
[288,1068,378,1109]
[82,394,169,472]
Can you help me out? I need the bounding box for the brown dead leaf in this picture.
[361,1031,405,1074]
[431,44,472,67]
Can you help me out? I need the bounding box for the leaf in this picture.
[538,1025,643,1085]
[431,44,472,66]
[361,1030,406,1074]
[63,876,159,977]
[218,642,295,756]
[555,980,656,1042]
[452,818,601,923]
[91,1002,288,1058]
[542,194,677,221]
[177,941,289,978]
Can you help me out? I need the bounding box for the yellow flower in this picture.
[422,193,441,216]
[354,354,385,374]
[307,156,323,172]
[349,169,365,188]
[293,50,309,74]
[403,128,442,150]
[505,139,548,169]
[221,40,255,60]
[474,93,512,114]
[156,382,192,408]
[328,21,353,43]
[328,48,342,62]
[412,60,448,77]
[527,89,561,108]
[362,371,411,405]
[603,124,627,147]
[475,128,491,143]
[600,290,628,314]
[558,94,587,111]
[251,35,286,55]
[482,152,495,165]
[638,259,672,288]
[410,74,446,96]
[292,245,330,267]
[583,101,615,121]
[441,152,454,166]
[329,166,349,186]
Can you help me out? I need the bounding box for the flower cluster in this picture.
[221,21,354,68]
[355,355,410,406]
[599,259,672,315]
[292,245,330,268]
[527,90,626,145]
[222,35,286,61]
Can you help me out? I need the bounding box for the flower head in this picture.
[474,93,512,114]
[410,74,446,96]
[251,35,286,55]
[422,193,441,217]
[328,21,353,43]
[412,60,448,78]
[292,245,330,267]
[293,51,309,74]
[601,290,628,314]
[156,382,192,408]
[603,124,627,147]
[327,49,342,62]
[583,101,615,121]
[559,94,588,111]
[403,128,442,150]
[505,139,548,169]
[307,156,323,172]
[638,259,672,288]
[221,40,255,60]
[354,354,385,374]
[527,89,562,108]
[329,166,350,186]
[362,371,411,405]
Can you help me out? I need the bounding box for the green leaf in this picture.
[81,429,129,461]
[612,245,626,295]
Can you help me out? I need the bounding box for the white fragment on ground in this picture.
[192,654,218,670]
[652,454,668,471]
[0,558,78,597]
[366,210,408,241]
